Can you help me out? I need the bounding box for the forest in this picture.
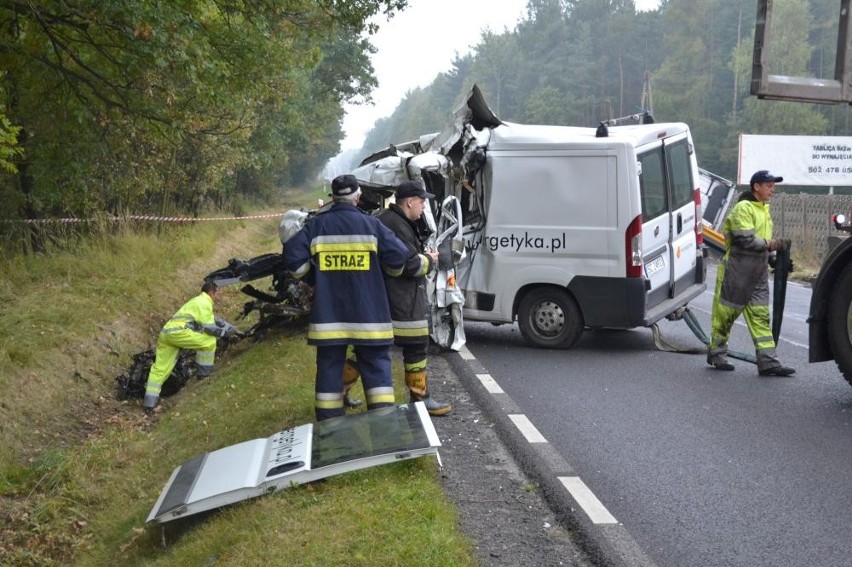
[356,0,852,188]
[0,0,407,228]
[1,0,850,233]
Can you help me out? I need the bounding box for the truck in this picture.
[751,0,852,383]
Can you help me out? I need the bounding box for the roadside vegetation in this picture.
[0,188,473,566]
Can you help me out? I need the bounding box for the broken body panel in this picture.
[147,403,441,524]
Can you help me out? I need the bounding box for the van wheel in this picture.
[827,263,852,386]
[518,288,583,349]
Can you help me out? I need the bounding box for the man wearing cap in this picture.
[707,170,795,376]
[374,180,452,415]
[284,174,410,421]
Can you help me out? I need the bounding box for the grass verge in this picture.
[0,197,473,566]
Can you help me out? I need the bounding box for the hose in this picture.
[653,242,791,364]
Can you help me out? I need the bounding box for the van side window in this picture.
[666,140,694,209]
[638,148,667,221]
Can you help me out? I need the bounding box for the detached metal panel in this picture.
[147,403,441,524]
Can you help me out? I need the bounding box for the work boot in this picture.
[342,358,363,408]
[758,365,796,377]
[143,394,159,416]
[707,354,735,371]
[405,370,452,416]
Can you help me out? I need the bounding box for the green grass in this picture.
[0,197,474,566]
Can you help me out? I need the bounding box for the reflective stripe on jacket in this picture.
[283,203,409,346]
[161,292,215,334]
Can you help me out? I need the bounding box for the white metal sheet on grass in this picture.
[147,402,441,524]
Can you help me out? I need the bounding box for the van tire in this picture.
[518,288,583,349]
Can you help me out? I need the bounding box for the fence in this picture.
[771,194,852,261]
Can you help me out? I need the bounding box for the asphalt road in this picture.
[459,264,852,567]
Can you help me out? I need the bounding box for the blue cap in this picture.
[750,170,783,187]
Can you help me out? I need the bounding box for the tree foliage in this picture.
[0,0,407,223]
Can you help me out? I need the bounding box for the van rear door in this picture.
[637,132,699,314]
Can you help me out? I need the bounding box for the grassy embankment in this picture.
[0,189,473,566]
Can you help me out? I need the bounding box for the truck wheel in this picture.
[828,263,852,386]
[517,288,583,349]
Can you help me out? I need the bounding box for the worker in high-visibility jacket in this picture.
[707,170,795,376]
[143,281,239,415]
[284,174,409,421]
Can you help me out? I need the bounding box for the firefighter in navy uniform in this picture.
[284,174,409,421]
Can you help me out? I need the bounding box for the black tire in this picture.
[827,263,852,386]
[517,287,584,349]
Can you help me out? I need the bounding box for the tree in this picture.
[0,0,408,230]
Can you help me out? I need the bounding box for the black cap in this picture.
[331,174,359,197]
[394,180,435,200]
[749,170,783,188]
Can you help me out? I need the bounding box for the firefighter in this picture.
[143,281,239,415]
[707,170,795,376]
[376,180,452,415]
[284,174,409,421]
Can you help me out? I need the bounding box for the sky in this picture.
[341,0,661,151]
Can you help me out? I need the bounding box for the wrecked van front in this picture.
[353,85,706,349]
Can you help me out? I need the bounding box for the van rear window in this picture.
[638,139,695,221]
[639,148,667,221]
[666,140,694,210]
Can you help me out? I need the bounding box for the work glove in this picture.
[219,320,239,337]
[203,319,239,338]
[767,238,786,252]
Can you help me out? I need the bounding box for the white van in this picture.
[353,86,706,349]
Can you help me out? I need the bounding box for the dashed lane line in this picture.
[458,346,476,361]
[448,344,659,566]
[475,373,505,394]
[559,476,619,525]
[508,414,548,443]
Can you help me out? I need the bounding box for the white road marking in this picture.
[458,346,476,360]
[558,476,619,524]
[476,373,504,394]
[508,414,547,443]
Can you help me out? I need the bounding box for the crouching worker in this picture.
[143,281,238,415]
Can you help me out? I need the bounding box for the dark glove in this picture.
[787,258,795,274]
[767,238,786,252]
[768,252,777,270]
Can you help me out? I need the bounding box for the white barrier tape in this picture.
[0,212,286,224]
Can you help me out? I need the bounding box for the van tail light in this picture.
[625,214,643,277]
[693,188,703,246]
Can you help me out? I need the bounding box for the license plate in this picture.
[645,255,665,277]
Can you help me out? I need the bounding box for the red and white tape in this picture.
[1,212,286,224]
